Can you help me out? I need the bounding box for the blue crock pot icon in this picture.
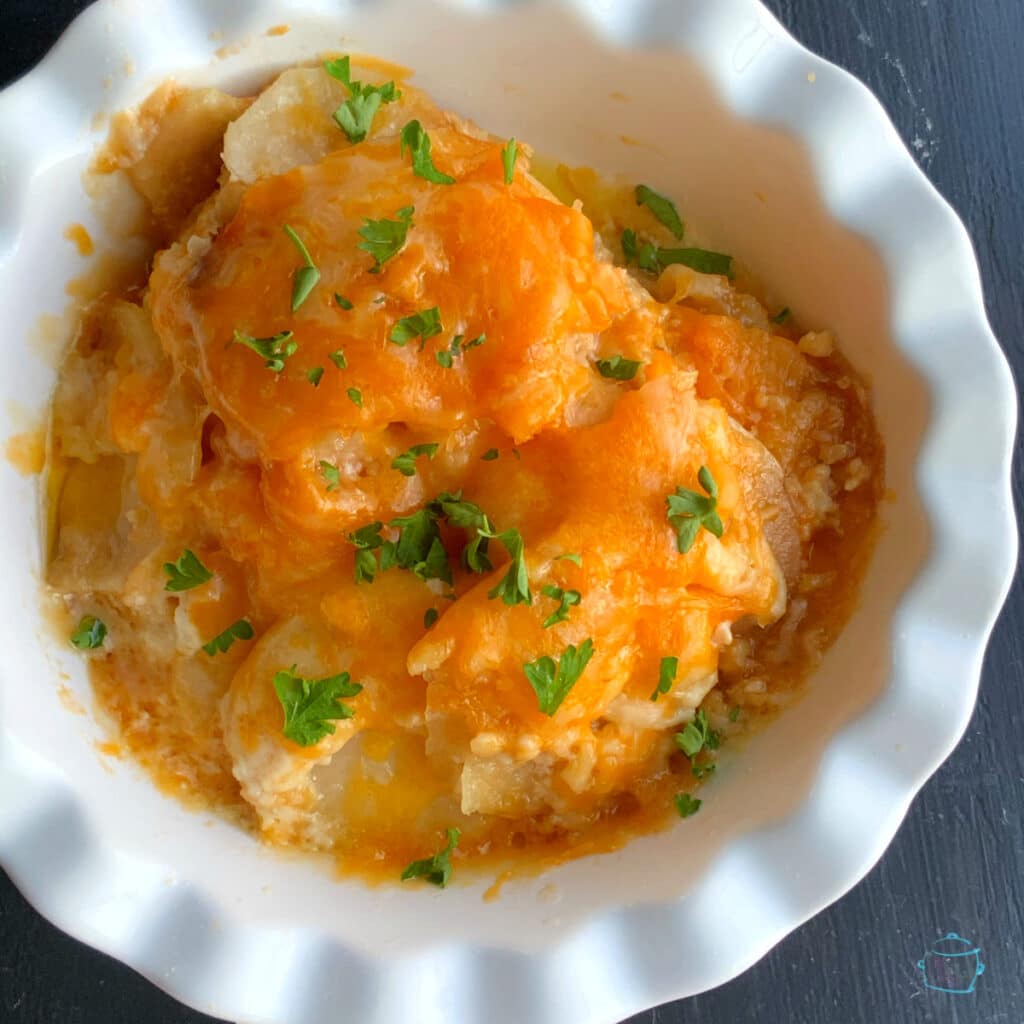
[917,933,985,994]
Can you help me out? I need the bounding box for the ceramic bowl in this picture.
[0,1,1016,1022]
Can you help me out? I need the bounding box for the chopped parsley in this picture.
[523,639,595,716]
[622,229,733,278]
[674,708,720,758]
[675,793,702,818]
[556,552,583,567]
[323,56,401,143]
[390,307,443,347]
[358,206,414,272]
[486,528,531,606]
[329,350,348,370]
[692,761,716,780]
[650,655,678,702]
[666,465,724,554]
[392,442,440,477]
[436,332,485,368]
[319,460,341,491]
[771,306,791,325]
[306,367,324,387]
[390,505,453,584]
[635,184,684,239]
[400,119,455,185]
[283,224,320,311]
[401,827,460,888]
[424,608,439,629]
[231,329,298,373]
[335,293,354,311]
[348,521,386,583]
[273,666,363,746]
[347,386,363,407]
[596,354,642,381]
[541,585,581,628]
[729,705,741,722]
[502,137,518,185]
[163,549,213,592]
[481,448,500,461]
[202,619,254,656]
[70,615,106,650]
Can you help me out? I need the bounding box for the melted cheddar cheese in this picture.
[48,60,883,881]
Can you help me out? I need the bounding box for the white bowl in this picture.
[0,1,1016,1022]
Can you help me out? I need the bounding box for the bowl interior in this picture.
[0,0,929,959]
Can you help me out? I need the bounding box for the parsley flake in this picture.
[556,552,582,567]
[621,228,660,272]
[273,666,363,746]
[335,293,354,311]
[502,137,518,185]
[424,608,439,629]
[163,549,213,592]
[651,655,679,702]
[283,224,320,311]
[771,306,791,325]
[401,827,460,888]
[324,56,401,143]
[486,528,531,606]
[319,460,341,491]
[358,206,414,272]
[307,367,324,387]
[392,442,440,477]
[674,708,720,758]
[622,230,733,278]
[523,639,595,716]
[329,350,347,370]
[596,354,642,381]
[729,705,741,722]
[347,386,363,407]
[348,521,387,583]
[635,184,684,239]
[675,793,702,818]
[541,584,581,628]
[231,329,298,373]
[666,465,724,554]
[70,615,106,650]
[436,332,485,368]
[390,506,453,584]
[400,120,455,185]
[202,619,254,656]
[390,307,442,347]
[481,448,499,461]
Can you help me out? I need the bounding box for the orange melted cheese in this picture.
[48,63,883,882]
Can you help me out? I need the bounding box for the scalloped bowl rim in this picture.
[0,1,1017,1022]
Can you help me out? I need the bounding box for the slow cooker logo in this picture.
[916,932,985,994]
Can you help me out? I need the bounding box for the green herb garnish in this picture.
[70,615,106,650]
[358,206,414,272]
[658,247,734,277]
[621,228,660,273]
[401,827,460,888]
[541,585,581,628]
[306,367,324,387]
[674,708,720,758]
[556,552,583,567]
[273,666,363,746]
[481,448,500,461]
[231,329,298,373]
[163,549,213,592]
[771,306,791,325]
[728,705,741,722]
[436,332,485,368]
[319,460,341,491]
[390,307,442,347]
[347,386,363,407]
[635,184,684,239]
[329,350,348,370]
[666,465,724,554]
[651,655,678,702]
[596,354,642,381]
[523,639,595,716]
[348,521,386,583]
[283,224,320,311]
[502,137,518,185]
[335,293,354,311]
[424,608,439,629]
[400,120,455,185]
[392,442,440,477]
[202,619,254,656]
[324,56,401,143]
[674,793,702,818]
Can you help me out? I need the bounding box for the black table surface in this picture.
[2,2,1022,1022]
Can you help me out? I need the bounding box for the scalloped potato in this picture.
[48,58,882,881]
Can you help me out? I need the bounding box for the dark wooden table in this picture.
[2,2,1021,1022]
